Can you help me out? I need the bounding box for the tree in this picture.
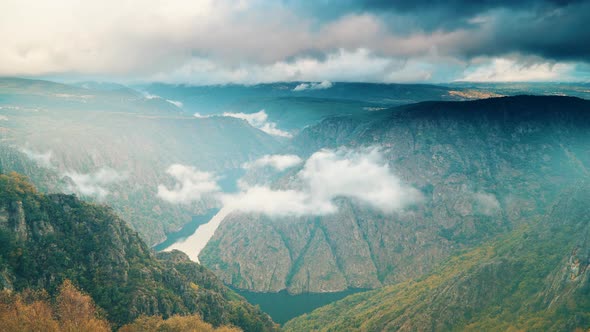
[56,279,110,332]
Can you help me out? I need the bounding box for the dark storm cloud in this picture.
[456,1,590,62]
[288,0,590,62]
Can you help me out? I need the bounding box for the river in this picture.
[159,207,233,263]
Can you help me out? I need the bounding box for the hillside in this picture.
[201,96,590,294]
[0,172,277,331]
[284,183,590,331]
[0,78,282,245]
[140,82,479,132]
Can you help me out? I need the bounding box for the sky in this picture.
[1,0,589,84]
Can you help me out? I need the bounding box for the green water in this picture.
[234,288,368,325]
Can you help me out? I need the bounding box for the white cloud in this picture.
[64,167,126,199]
[293,80,333,91]
[459,57,576,82]
[474,192,501,216]
[222,110,292,138]
[157,164,220,204]
[159,48,442,84]
[0,115,8,121]
[242,154,302,171]
[257,122,292,138]
[20,147,126,199]
[20,148,53,168]
[0,3,468,81]
[223,147,422,216]
[144,93,160,100]
[193,110,291,137]
[166,99,183,108]
[143,92,183,108]
[222,110,268,127]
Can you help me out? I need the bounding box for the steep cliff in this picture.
[284,183,590,331]
[201,96,590,293]
[0,172,278,331]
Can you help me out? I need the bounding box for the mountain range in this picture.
[1,78,589,330]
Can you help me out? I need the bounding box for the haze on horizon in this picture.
[1,0,589,85]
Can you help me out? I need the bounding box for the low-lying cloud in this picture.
[197,110,292,138]
[20,148,53,168]
[293,80,333,91]
[64,167,127,199]
[223,147,422,216]
[157,164,220,204]
[143,92,184,108]
[474,192,501,216]
[20,147,126,199]
[242,154,303,171]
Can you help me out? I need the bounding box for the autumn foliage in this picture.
[0,279,109,332]
[0,279,243,332]
[119,314,242,332]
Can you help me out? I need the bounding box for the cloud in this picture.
[242,154,303,171]
[166,99,183,108]
[223,147,422,216]
[293,80,333,91]
[0,115,8,121]
[157,164,220,204]
[222,110,267,127]
[159,48,446,84]
[143,92,183,107]
[19,147,125,199]
[474,192,501,216]
[194,110,291,137]
[222,110,292,137]
[20,148,53,168]
[0,0,586,83]
[143,93,160,100]
[458,57,576,82]
[64,167,126,199]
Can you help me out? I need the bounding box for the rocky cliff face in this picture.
[284,183,590,331]
[201,96,590,294]
[0,172,278,331]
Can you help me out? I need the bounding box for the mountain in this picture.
[449,82,590,100]
[139,82,590,134]
[200,96,590,294]
[284,183,590,331]
[0,77,183,115]
[0,78,282,245]
[0,172,278,331]
[139,82,486,132]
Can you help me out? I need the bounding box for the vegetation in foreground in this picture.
[0,172,277,331]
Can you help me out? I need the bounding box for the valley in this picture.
[1,78,589,330]
[2,1,589,330]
